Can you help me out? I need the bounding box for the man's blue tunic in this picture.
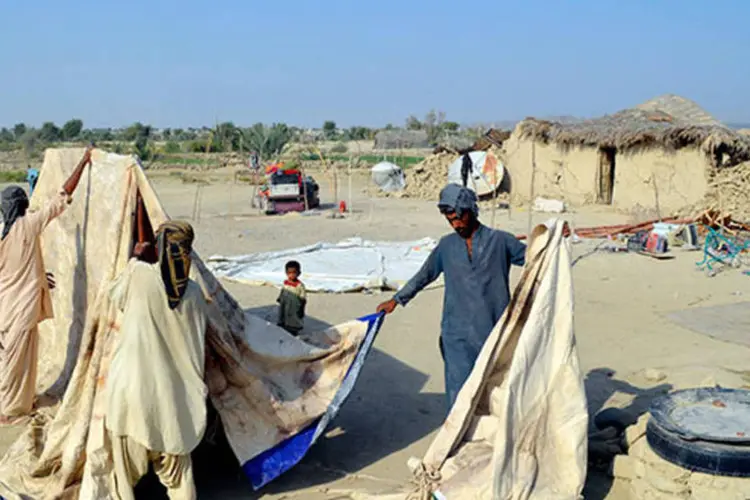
[394,224,526,407]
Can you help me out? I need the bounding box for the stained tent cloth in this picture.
[0,148,382,498]
[360,219,587,500]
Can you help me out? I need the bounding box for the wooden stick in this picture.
[527,141,537,236]
[192,184,200,221]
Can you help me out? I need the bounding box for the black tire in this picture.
[646,418,750,477]
[594,407,634,433]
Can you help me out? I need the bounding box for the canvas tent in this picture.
[371,161,406,193]
[360,219,587,500]
[0,148,383,498]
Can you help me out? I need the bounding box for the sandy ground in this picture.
[2,170,750,499]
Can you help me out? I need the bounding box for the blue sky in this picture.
[1,1,749,128]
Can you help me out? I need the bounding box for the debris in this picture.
[373,152,457,201]
[533,197,565,213]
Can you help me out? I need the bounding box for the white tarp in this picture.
[371,162,406,192]
[446,151,504,197]
[206,237,439,293]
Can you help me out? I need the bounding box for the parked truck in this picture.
[257,166,320,214]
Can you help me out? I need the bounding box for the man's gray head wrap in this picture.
[1,186,29,240]
[437,184,478,218]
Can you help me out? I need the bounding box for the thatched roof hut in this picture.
[516,94,750,167]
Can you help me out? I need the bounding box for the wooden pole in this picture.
[652,176,662,222]
[301,158,309,212]
[528,141,537,236]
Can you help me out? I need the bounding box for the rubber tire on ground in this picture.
[594,408,633,433]
[646,418,750,477]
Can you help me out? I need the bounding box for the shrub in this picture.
[164,141,181,154]
[330,142,348,154]
[0,171,27,183]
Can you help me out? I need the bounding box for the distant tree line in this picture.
[0,110,479,162]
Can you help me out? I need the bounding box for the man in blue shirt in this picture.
[377,184,527,409]
[26,167,39,196]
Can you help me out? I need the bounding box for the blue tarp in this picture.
[242,312,385,490]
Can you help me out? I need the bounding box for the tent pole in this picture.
[528,141,537,236]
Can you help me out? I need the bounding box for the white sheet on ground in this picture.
[206,237,440,293]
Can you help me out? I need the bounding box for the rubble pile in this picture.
[374,152,457,201]
[702,161,750,221]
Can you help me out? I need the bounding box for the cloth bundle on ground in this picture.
[366,219,588,500]
[0,148,381,499]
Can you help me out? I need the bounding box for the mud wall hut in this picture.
[501,95,750,214]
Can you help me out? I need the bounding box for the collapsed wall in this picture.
[373,152,457,201]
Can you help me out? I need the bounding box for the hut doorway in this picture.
[597,147,616,204]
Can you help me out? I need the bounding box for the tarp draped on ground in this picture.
[0,148,383,499]
[366,219,587,500]
[206,237,440,293]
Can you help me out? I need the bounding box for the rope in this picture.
[406,462,441,500]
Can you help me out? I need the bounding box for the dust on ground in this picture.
[2,170,750,499]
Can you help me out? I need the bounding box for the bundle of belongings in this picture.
[627,223,699,254]
[0,148,383,498]
[364,219,588,500]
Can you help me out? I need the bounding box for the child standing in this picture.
[277,260,307,335]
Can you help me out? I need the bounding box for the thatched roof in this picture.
[472,129,511,151]
[516,94,750,165]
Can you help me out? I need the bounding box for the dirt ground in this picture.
[3,169,750,499]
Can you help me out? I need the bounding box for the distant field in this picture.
[154,155,215,166]
[0,170,26,183]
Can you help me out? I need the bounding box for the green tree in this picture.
[243,123,292,160]
[322,121,337,140]
[20,129,39,155]
[164,141,181,154]
[442,121,460,132]
[405,115,422,130]
[162,128,172,140]
[345,126,371,141]
[39,122,61,142]
[124,122,151,141]
[13,123,27,141]
[134,135,152,160]
[62,119,84,140]
[213,122,240,152]
[424,109,446,144]
[0,128,13,142]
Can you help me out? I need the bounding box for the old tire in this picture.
[594,408,633,433]
[646,418,750,477]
